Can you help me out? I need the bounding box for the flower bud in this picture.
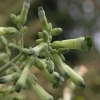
[28,42,48,56]
[22,26,28,34]
[10,14,19,24]
[57,64,70,79]
[27,77,53,100]
[19,0,30,25]
[52,77,64,88]
[35,58,47,71]
[42,30,49,42]
[21,48,30,55]
[0,72,21,84]
[63,63,86,87]
[0,36,7,47]
[0,27,18,36]
[36,38,44,44]
[50,28,62,36]
[38,7,49,31]
[15,56,34,92]
[48,23,52,32]
[38,32,43,38]
[8,43,16,49]
[52,53,62,66]
[46,59,55,74]
[15,65,30,93]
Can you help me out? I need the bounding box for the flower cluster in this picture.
[0,0,92,100]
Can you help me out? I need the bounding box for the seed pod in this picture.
[63,63,86,87]
[10,14,19,24]
[50,28,62,36]
[0,36,7,47]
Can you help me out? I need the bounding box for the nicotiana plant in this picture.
[0,0,92,100]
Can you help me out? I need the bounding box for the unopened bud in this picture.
[50,28,62,36]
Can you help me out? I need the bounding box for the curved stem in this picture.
[0,54,21,75]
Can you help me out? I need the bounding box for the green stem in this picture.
[0,54,21,75]
[20,26,24,48]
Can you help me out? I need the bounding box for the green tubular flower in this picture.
[52,53,62,66]
[15,65,30,93]
[15,57,34,93]
[51,36,92,50]
[19,0,30,25]
[50,28,62,36]
[38,7,49,31]
[41,69,64,87]
[0,72,21,84]
[0,36,7,47]
[52,53,70,79]
[63,63,86,87]
[35,58,47,71]
[57,63,70,79]
[27,76,53,100]
[28,42,48,56]
[46,59,55,74]
[0,27,18,36]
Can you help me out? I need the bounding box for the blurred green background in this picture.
[0,0,100,100]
